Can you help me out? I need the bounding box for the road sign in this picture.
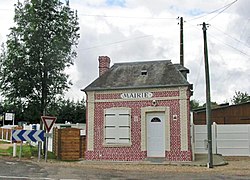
[41,116,57,132]
[5,112,14,121]
[12,130,44,142]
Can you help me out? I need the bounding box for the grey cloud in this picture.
[74,22,173,90]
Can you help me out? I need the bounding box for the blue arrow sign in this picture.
[12,130,44,142]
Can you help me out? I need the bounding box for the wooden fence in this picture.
[53,128,86,160]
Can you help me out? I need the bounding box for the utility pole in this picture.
[180,17,184,66]
[202,22,213,168]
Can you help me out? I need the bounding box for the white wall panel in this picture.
[194,124,250,156]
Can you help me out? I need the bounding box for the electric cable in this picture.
[78,13,176,20]
[211,25,250,48]
[207,0,237,22]
[78,35,153,51]
[187,0,237,22]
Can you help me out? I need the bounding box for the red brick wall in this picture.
[98,56,110,76]
[85,89,192,161]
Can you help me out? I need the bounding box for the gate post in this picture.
[248,125,250,156]
[212,122,217,154]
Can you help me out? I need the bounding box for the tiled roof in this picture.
[84,60,190,91]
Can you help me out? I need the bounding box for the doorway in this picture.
[147,113,165,157]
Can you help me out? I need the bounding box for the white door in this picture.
[147,113,165,157]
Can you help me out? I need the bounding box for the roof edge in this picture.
[82,84,190,92]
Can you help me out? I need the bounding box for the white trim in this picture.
[179,87,189,151]
[94,96,180,103]
[86,92,95,151]
[0,176,53,180]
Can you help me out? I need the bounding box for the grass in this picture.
[0,141,56,159]
[0,141,10,144]
[0,141,13,156]
[0,148,12,156]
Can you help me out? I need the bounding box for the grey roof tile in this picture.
[83,60,190,91]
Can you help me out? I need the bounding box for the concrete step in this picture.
[146,157,165,163]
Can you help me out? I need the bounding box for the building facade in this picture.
[83,56,193,161]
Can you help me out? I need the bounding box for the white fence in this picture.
[0,125,18,142]
[194,123,250,156]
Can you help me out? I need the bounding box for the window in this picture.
[151,117,161,122]
[104,108,131,145]
[141,70,147,76]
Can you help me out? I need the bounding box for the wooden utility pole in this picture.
[202,22,213,168]
[180,17,184,66]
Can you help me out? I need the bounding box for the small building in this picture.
[82,56,193,161]
[193,102,250,125]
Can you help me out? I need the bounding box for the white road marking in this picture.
[0,175,54,179]
[5,162,16,165]
[0,176,81,180]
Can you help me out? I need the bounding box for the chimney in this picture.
[98,56,110,76]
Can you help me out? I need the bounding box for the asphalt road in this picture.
[0,157,250,180]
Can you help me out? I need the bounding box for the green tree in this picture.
[74,99,86,123]
[57,99,75,123]
[50,98,85,123]
[0,101,4,122]
[202,101,218,109]
[231,91,250,105]
[0,0,80,121]
[190,99,201,110]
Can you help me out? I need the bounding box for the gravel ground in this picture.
[1,143,249,176]
[32,156,250,176]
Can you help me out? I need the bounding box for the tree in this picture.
[56,98,85,123]
[47,98,86,123]
[0,97,86,124]
[74,99,86,123]
[231,91,250,105]
[202,101,219,109]
[0,0,80,120]
[190,99,201,110]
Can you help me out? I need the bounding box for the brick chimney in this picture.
[98,56,110,76]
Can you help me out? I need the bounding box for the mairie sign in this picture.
[12,130,44,142]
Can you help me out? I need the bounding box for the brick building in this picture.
[82,56,193,161]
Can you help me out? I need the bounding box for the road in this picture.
[0,156,250,180]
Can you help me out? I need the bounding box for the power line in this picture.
[79,35,153,51]
[77,13,176,20]
[207,0,238,22]
[208,31,250,58]
[193,55,204,93]
[211,25,250,49]
[185,21,250,58]
[187,0,238,22]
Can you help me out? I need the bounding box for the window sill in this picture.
[103,143,132,147]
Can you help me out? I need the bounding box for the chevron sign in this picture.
[12,130,44,142]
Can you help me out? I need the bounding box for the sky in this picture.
[0,0,249,105]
